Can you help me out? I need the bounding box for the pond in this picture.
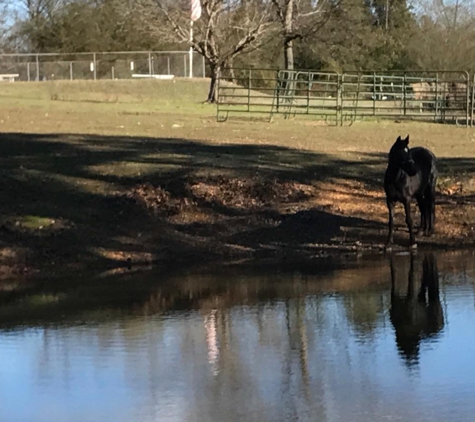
[1,251,475,422]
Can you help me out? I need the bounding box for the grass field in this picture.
[1,78,475,277]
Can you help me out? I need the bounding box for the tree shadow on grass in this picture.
[1,132,474,274]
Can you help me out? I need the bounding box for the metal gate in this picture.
[340,71,470,126]
[217,68,473,127]
[216,68,340,123]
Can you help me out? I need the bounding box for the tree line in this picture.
[1,0,475,101]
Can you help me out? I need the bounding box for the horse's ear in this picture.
[404,135,410,145]
[396,136,402,142]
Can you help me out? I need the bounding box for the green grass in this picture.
[9,215,56,230]
[0,78,212,115]
[2,79,475,157]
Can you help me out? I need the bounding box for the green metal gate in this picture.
[340,71,470,126]
[217,68,473,126]
[217,68,339,123]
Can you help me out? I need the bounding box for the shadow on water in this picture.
[0,254,388,328]
[389,252,445,366]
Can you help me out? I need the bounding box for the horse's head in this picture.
[388,135,418,176]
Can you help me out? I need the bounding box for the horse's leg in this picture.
[416,194,426,235]
[386,199,395,248]
[403,198,416,247]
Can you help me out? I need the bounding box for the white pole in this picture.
[189,20,193,78]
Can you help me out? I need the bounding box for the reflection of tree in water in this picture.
[389,253,445,366]
[204,309,220,376]
[342,291,387,339]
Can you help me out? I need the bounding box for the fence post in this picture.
[184,55,187,77]
[435,73,439,122]
[372,72,376,116]
[27,62,31,82]
[464,72,469,127]
[471,74,474,128]
[70,62,73,81]
[36,54,39,81]
[148,52,152,76]
[339,73,343,126]
[307,71,311,114]
[93,53,97,80]
[248,69,252,112]
[167,57,171,75]
[202,55,205,78]
[111,66,115,80]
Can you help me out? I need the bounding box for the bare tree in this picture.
[0,0,14,52]
[125,0,277,103]
[6,0,65,50]
[271,0,333,70]
[416,0,474,29]
[409,0,475,71]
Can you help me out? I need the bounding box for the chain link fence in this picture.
[0,51,206,82]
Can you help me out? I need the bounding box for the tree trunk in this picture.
[207,62,221,103]
[283,0,294,70]
[283,37,295,100]
[284,37,294,70]
[225,57,236,84]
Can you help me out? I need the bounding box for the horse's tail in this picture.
[429,154,438,192]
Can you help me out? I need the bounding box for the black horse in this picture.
[384,135,437,248]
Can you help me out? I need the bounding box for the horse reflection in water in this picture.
[390,253,444,365]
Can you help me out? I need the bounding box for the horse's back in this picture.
[410,147,437,165]
[410,147,437,179]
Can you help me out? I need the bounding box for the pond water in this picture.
[1,251,475,422]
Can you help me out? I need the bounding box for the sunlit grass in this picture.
[12,215,56,230]
[0,79,211,115]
